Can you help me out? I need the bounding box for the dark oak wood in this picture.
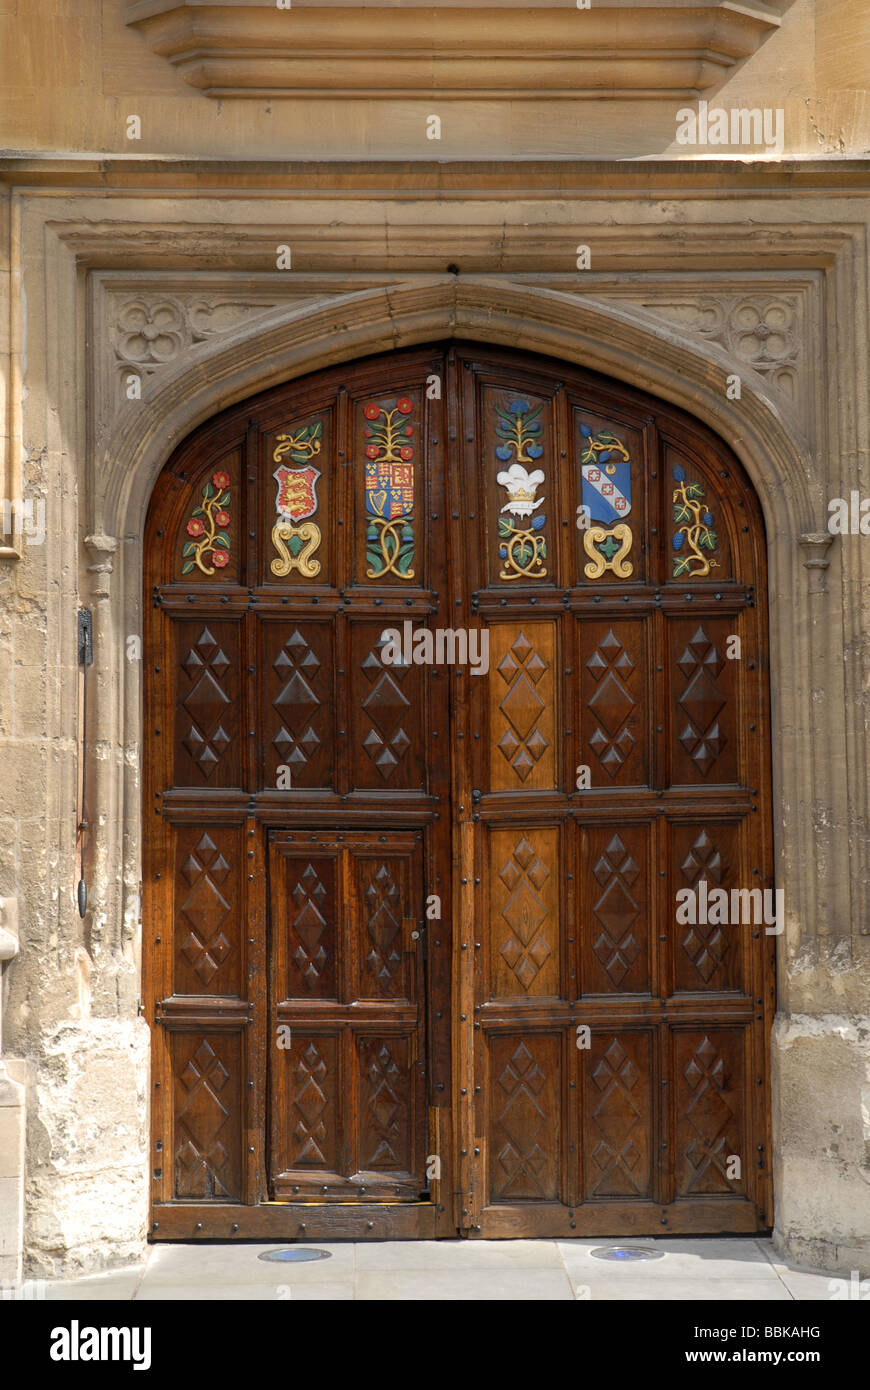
[143,340,774,1240]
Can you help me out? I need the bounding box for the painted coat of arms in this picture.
[578,423,634,579]
[270,420,323,577]
[364,397,416,580]
[495,399,548,581]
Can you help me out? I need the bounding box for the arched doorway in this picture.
[143,340,774,1240]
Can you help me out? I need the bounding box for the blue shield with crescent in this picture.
[581,460,632,526]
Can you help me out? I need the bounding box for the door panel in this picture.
[488,1033,562,1204]
[456,341,772,1238]
[582,1030,654,1201]
[144,339,774,1241]
[488,828,561,1000]
[488,623,557,790]
[580,825,652,996]
[268,825,426,1200]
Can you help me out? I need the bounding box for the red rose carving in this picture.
[186,518,205,537]
[363,403,380,420]
[396,397,413,415]
[212,550,229,569]
[212,471,231,489]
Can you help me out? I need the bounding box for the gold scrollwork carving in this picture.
[583,523,634,580]
[270,520,322,578]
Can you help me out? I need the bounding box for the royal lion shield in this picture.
[273,465,320,522]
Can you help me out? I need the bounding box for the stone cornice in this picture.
[6,158,870,195]
[124,1,785,100]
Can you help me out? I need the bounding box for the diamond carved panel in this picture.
[356,632,417,785]
[178,831,233,989]
[673,824,741,992]
[360,860,405,998]
[287,860,335,997]
[491,831,559,998]
[175,622,240,786]
[676,1032,743,1196]
[590,833,645,990]
[670,622,738,784]
[358,1038,409,1172]
[587,1036,651,1198]
[587,631,636,772]
[273,629,321,765]
[181,628,233,776]
[263,622,331,790]
[490,624,555,791]
[292,1042,330,1165]
[489,1037,560,1203]
[580,620,646,786]
[173,1034,241,1200]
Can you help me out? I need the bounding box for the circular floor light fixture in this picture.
[588,1245,665,1262]
[258,1248,332,1264]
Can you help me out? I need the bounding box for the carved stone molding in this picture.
[589,283,818,437]
[84,533,119,603]
[92,280,327,448]
[93,272,821,451]
[111,295,288,375]
[798,531,835,593]
[125,0,786,100]
[630,293,803,397]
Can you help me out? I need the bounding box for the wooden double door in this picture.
[144,341,774,1241]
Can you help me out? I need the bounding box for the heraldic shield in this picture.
[579,424,634,579]
[269,421,324,578]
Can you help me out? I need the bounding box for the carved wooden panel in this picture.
[172,1032,242,1201]
[573,411,646,586]
[488,623,556,790]
[355,853,416,1002]
[488,1035,561,1204]
[281,855,338,1000]
[283,1035,339,1174]
[351,624,426,791]
[172,621,242,788]
[489,829,560,999]
[269,831,425,1201]
[673,1029,746,1198]
[664,445,734,583]
[260,621,333,791]
[175,450,240,584]
[172,827,243,997]
[670,821,744,993]
[355,390,422,586]
[482,386,554,586]
[261,411,331,587]
[583,1032,653,1200]
[357,1036,415,1174]
[580,826,651,995]
[579,621,649,787]
[668,619,739,786]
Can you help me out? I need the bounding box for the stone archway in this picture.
[74,276,857,1269]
